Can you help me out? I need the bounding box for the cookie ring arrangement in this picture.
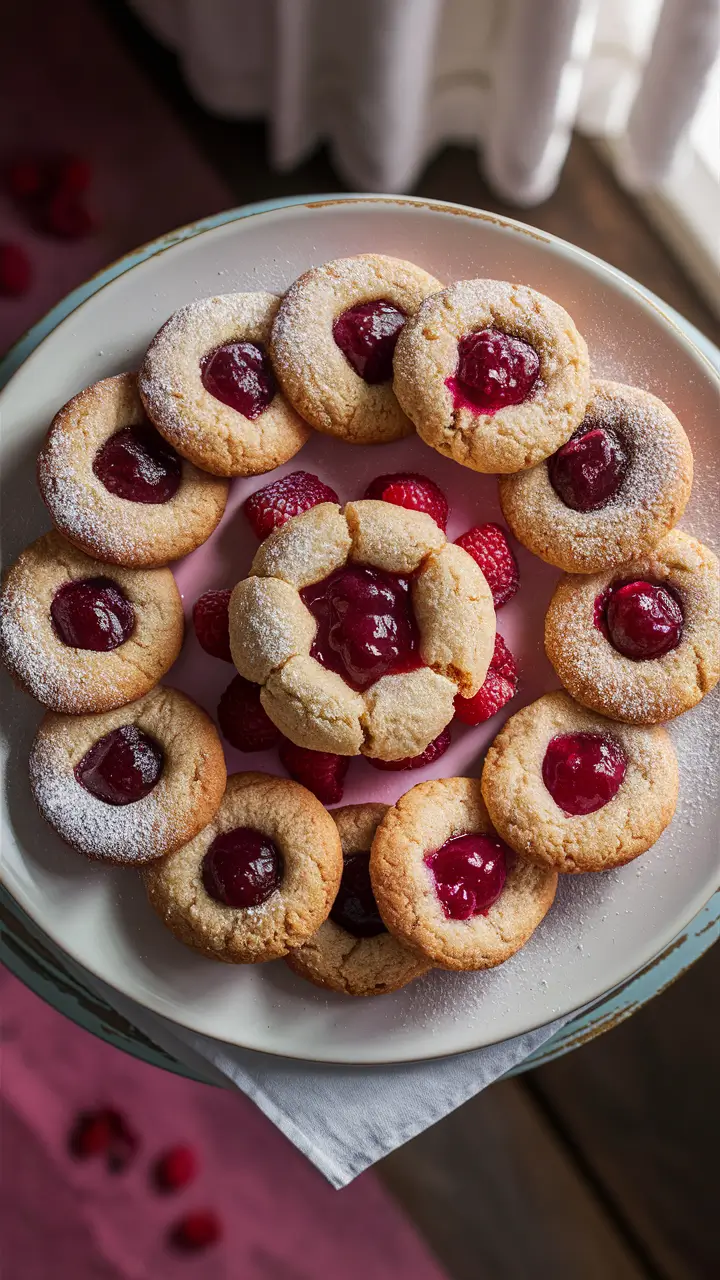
[545,530,720,724]
[370,777,557,971]
[1,246,717,1015]
[0,531,183,714]
[142,772,343,964]
[287,803,432,996]
[393,278,590,473]
[480,692,678,873]
[499,379,694,573]
[30,687,227,866]
[229,498,495,760]
[139,292,311,476]
[270,254,441,445]
[37,373,229,567]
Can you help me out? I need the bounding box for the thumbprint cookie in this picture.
[499,380,693,573]
[139,293,310,476]
[544,530,719,723]
[286,803,432,996]
[29,687,226,865]
[0,531,184,714]
[37,373,228,567]
[370,777,557,971]
[228,499,495,761]
[270,254,441,445]
[481,691,678,873]
[142,772,343,964]
[393,278,590,473]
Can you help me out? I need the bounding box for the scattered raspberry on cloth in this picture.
[454,634,519,724]
[454,523,519,608]
[218,676,280,751]
[244,471,339,539]
[364,472,448,531]
[279,739,349,804]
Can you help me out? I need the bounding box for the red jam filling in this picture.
[300,566,421,691]
[542,732,627,816]
[74,725,163,804]
[200,341,276,419]
[600,579,684,660]
[548,425,629,512]
[332,300,407,384]
[201,827,282,909]
[330,852,387,938]
[425,833,508,921]
[446,330,540,414]
[92,424,182,504]
[50,577,134,650]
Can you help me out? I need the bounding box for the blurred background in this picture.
[1,2,718,1277]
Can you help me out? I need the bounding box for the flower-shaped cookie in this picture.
[229,500,496,761]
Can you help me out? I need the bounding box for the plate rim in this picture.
[1,193,718,1064]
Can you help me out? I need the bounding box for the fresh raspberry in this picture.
[0,243,31,296]
[45,189,95,239]
[69,1110,114,1159]
[193,589,232,661]
[244,471,339,539]
[364,472,448,531]
[367,727,451,771]
[153,1144,198,1192]
[56,156,93,193]
[6,159,44,198]
[454,523,519,608]
[170,1209,223,1251]
[279,739,349,804]
[218,676,280,752]
[454,634,519,725]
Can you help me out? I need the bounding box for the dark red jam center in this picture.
[425,833,508,921]
[92,424,182,504]
[201,827,283,909]
[330,851,387,938]
[332,300,407,384]
[548,424,629,512]
[601,580,684,660]
[542,732,627,816]
[200,341,276,419]
[446,329,540,414]
[300,566,421,691]
[50,577,134,651]
[74,725,163,805]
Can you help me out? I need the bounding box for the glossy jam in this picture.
[542,732,627,815]
[548,425,628,511]
[50,578,134,650]
[332,300,406,384]
[424,833,508,921]
[92,424,182,503]
[603,580,684,660]
[74,725,163,804]
[330,851,387,938]
[446,330,540,414]
[300,566,420,691]
[200,341,276,419]
[201,827,282,908]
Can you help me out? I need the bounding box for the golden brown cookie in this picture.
[544,530,720,723]
[370,777,557,971]
[139,293,310,476]
[0,531,184,714]
[229,500,495,760]
[286,803,431,996]
[142,772,343,964]
[29,687,226,865]
[393,278,590,473]
[37,373,229,567]
[481,691,678,873]
[270,254,442,445]
[499,380,693,573]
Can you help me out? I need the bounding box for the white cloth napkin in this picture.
[77,963,573,1188]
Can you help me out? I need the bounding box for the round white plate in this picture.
[1,196,718,1064]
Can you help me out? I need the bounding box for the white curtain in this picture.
[129,0,720,205]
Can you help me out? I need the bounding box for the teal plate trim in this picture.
[2,195,718,1081]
